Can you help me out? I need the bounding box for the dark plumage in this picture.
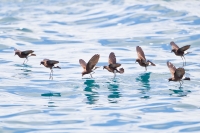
[40,59,61,80]
[167,61,190,87]
[14,49,36,64]
[103,52,124,78]
[136,46,155,71]
[79,54,100,78]
[170,41,190,66]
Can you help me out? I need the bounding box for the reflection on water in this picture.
[169,88,191,97]
[107,80,121,103]
[84,79,99,104]
[0,0,200,132]
[136,72,151,89]
[136,72,151,99]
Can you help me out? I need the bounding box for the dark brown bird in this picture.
[79,54,100,78]
[167,61,190,87]
[136,46,155,71]
[170,41,190,66]
[103,52,124,78]
[40,59,61,80]
[14,49,36,64]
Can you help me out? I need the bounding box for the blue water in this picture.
[0,0,200,132]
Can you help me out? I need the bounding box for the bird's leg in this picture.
[181,80,184,85]
[183,56,186,66]
[90,74,93,78]
[181,56,184,67]
[49,71,52,79]
[51,69,53,80]
[113,70,116,79]
[49,69,53,80]
[23,58,26,64]
[26,57,29,63]
[145,66,147,71]
[179,81,181,87]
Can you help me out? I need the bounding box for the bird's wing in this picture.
[170,41,179,50]
[147,60,156,66]
[109,52,116,64]
[109,63,121,68]
[178,45,190,52]
[136,46,146,61]
[21,50,34,56]
[86,54,100,71]
[79,59,87,69]
[175,68,185,79]
[167,61,176,77]
[47,60,59,65]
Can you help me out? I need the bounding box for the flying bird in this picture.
[40,59,61,80]
[170,41,190,66]
[14,49,36,64]
[135,46,155,71]
[167,61,190,87]
[79,54,100,78]
[103,52,124,78]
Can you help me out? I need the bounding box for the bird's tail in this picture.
[54,66,61,69]
[147,60,156,66]
[184,51,191,55]
[183,77,190,80]
[119,68,124,74]
[30,53,36,56]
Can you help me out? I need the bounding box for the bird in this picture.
[40,59,61,80]
[79,54,100,78]
[167,61,190,87]
[135,46,155,71]
[14,49,36,64]
[103,52,124,78]
[170,41,190,66]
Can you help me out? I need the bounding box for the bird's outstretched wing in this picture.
[167,61,176,77]
[86,54,100,71]
[179,45,190,52]
[136,46,146,61]
[109,52,116,64]
[175,68,185,79]
[79,59,87,69]
[170,41,179,51]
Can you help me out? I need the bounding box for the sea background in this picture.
[0,0,200,132]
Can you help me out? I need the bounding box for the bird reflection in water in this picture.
[84,79,99,104]
[14,64,32,78]
[136,72,151,99]
[107,80,121,103]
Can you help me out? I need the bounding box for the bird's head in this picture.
[40,61,44,65]
[168,78,173,82]
[135,59,140,63]
[171,49,175,53]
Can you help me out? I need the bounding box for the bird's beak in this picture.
[171,50,173,53]
[14,53,16,56]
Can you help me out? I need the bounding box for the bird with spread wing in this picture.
[170,41,190,66]
[103,52,124,78]
[135,46,155,71]
[79,54,100,78]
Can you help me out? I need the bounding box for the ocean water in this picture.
[0,0,200,132]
